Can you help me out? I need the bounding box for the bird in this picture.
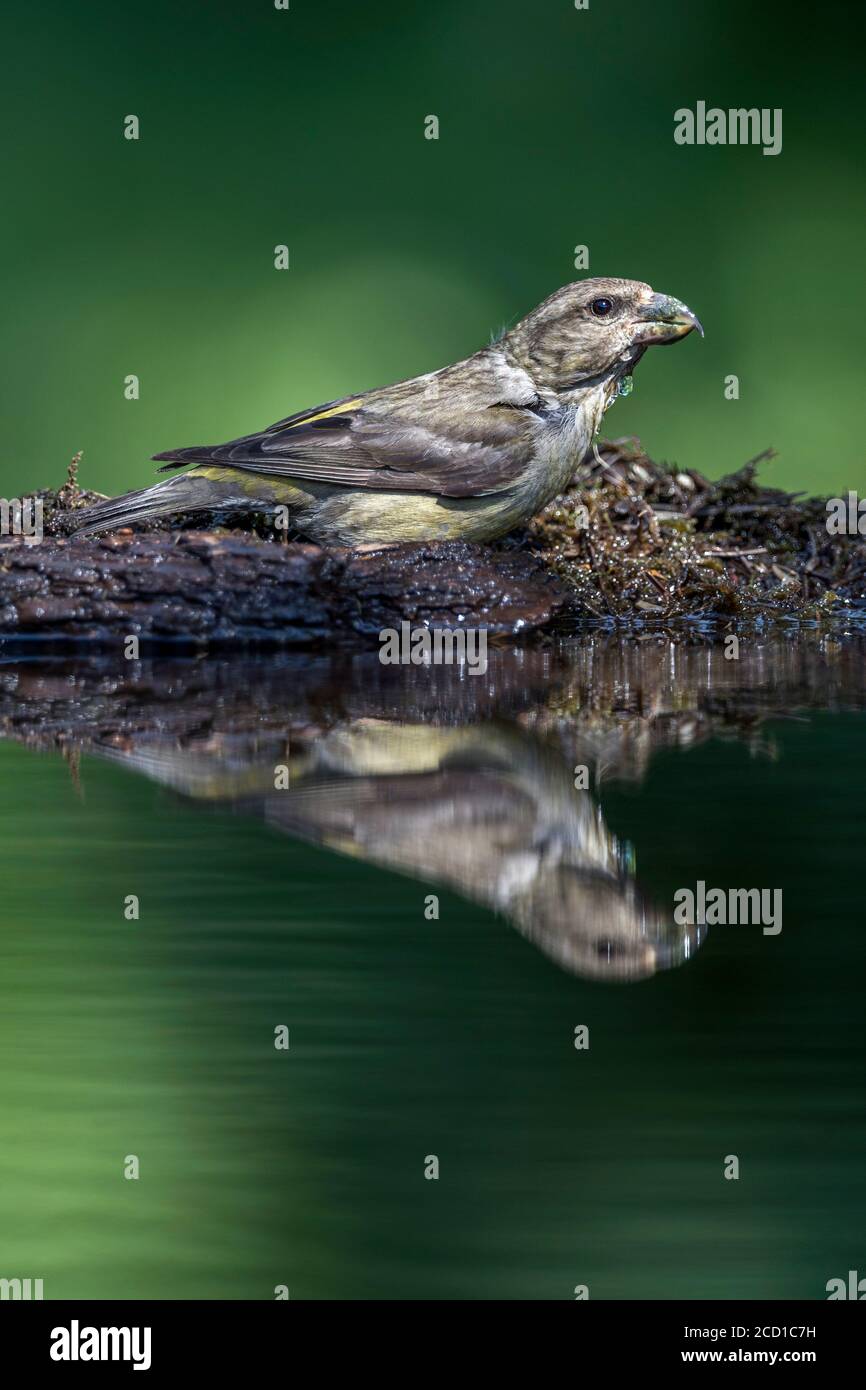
[72,277,702,546]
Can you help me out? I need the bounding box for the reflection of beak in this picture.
[633,292,704,345]
[650,920,705,970]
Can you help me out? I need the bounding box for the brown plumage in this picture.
[72,277,701,545]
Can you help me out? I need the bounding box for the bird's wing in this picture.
[153,356,547,499]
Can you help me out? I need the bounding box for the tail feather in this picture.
[71,475,210,536]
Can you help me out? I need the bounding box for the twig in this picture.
[704,547,769,558]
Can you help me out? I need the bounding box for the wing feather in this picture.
[153,356,545,499]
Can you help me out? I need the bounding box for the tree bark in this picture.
[0,531,565,646]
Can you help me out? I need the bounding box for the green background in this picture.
[1,0,863,501]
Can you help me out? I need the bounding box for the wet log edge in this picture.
[0,531,566,647]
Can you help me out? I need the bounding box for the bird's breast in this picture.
[518,398,600,512]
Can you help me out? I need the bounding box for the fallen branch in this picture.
[0,531,565,646]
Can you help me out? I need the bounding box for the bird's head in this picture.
[503,277,703,397]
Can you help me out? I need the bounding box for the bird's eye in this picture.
[590,297,614,317]
[595,939,625,959]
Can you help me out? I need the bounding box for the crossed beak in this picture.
[633,292,704,345]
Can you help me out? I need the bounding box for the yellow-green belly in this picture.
[192,466,544,545]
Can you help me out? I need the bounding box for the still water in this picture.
[1,634,864,1299]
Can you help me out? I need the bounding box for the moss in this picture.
[516,439,864,623]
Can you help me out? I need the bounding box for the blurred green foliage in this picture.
[0,0,862,501]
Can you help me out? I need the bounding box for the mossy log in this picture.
[2,437,864,645]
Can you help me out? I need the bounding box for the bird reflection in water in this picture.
[98,716,700,984]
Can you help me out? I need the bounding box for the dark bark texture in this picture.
[0,531,565,646]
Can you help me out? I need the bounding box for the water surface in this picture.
[1,635,864,1299]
